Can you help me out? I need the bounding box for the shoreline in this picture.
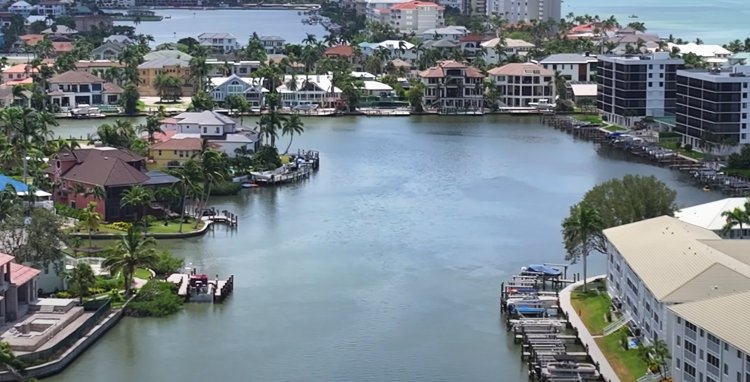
[106,5,319,11]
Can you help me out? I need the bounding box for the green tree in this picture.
[154,74,182,103]
[120,83,140,115]
[561,204,606,292]
[406,81,425,113]
[103,226,158,297]
[194,150,226,228]
[68,262,96,304]
[77,201,101,249]
[281,114,305,154]
[120,185,153,227]
[0,340,27,381]
[638,339,672,379]
[190,90,215,111]
[721,207,748,238]
[138,115,164,143]
[151,250,184,276]
[224,95,249,124]
[243,32,268,62]
[0,204,65,267]
[167,160,201,233]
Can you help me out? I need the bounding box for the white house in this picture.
[487,63,555,108]
[47,71,122,108]
[351,72,393,97]
[358,40,417,62]
[669,42,732,66]
[35,0,66,17]
[480,37,534,64]
[420,25,469,41]
[197,32,240,53]
[258,36,285,55]
[160,111,259,156]
[535,53,598,82]
[206,59,260,77]
[209,74,267,107]
[276,74,343,108]
[675,198,750,239]
[8,1,33,16]
[364,0,410,23]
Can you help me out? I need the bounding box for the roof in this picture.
[379,40,415,50]
[0,254,13,267]
[104,35,132,44]
[9,1,31,7]
[259,35,284,41]
[351,71,377,80]
[426,39,458,48]
[675,198,748,231]
[0,174,30,193]
[75,60,124,69]
[3,63,35,74]
[142,171,179,186]
[198,32,236,39]
[49,71,103,84]
[539,53,597,64]
[103,82,123,93]
[480,37,534,49]
[41,25,77,34]
[668,290,750,355]
[54,148,147,186]
[669,42,732,58]
[324,44,354,57]
[173,110,235,126]
[277,74,341,93]
[568,82,597,97]
[361,80,393,91]
[391,58,411,68]
[138,57,189,69]
[459,34,484,43]
[18,34,44,45]
[10,262,39,286]
[422,25,468,35]
[143,49,193,62]
[418,60,483,78]
[603,215,750,301]
[150,137,205,151]
[488,63,553,76]
[391,0,443,10]
[52,41,73,53]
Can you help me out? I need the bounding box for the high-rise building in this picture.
[487,0,560,24]
[674,66,750,150]
[597,52,684,127]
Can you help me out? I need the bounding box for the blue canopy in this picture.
[527,264,562,277]
[514,306,546,314]
[0,174,28,193]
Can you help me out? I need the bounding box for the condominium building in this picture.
[418,60,484,112]
[364,0,409,23]
[487,62,554,108]
[386,1,445,33]
[535,53,597,82]
[675,197,750,238]
[487,0,560,24]
[674,66,750,149]
[597,52,684,127]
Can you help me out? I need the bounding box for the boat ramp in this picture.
[501,264,607,381]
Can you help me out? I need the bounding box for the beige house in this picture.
[487,63,555,108]
[418,60,484,113]
[137,57,193,97]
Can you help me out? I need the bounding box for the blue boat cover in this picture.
[514,306,546,314]
[527,264,562,277]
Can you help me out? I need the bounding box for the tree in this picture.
[103,226,158,297]
[626,22,646,32]
[256,112,284,148]
[561,204,606,292]
[683,52,708,69]
[194,150,226,228]
[120,185,153,227]
[638,339,672,379]
[406,81,425,113]
[153,73,182,103]
[190,90,215,111]
[281,114,305,154]
[77,202,101,249]
[189,55,209,92]
[0,341,27,380]
[225,95,249,124]
[243,33,268,62]
[0,205,65,267]
[553,71,567,100]
[721,207,748,238]
[68,262,96,304]
[167,160,201,233]
[138,115,164,143]
[576,175,678,229]
[120,83,140,115]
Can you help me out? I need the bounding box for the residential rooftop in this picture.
[538,53,597,64]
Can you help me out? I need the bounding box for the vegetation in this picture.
[210,181,242,196]
[124,280,183,317]
[637,340,672,379]
[103,226,159,297]
[570,280,610,335]
[596,328,649,381]
[77,202,101,249]
[151,251,184,277]
[561,204,606,292]
[0,205,66,267]
[720,199,750,238]
[68,263,97,304]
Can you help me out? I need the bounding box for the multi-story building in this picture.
[209,74,267,107]
[488,0,560,24]
[1,63,36,85]
[47,70,122,107]
[421,25,469,41]
[365,0,409,23]
[535,53,597,82]
[258,35,285,55]
[276,74,343,108]
[137,51,193,97]
[435,0,463,12]
[465,0,485,15]
[35,0,66,17]
[480,37,534,65]
[669,42,732,67]
[597,52,684,127]
[418,60,484,112]
[675,197,750,238]
[674,66,750,150]
[160,111,259,156]
[375,1,444,34]
[7,1,33,17]
[197,32,240,54]
[205,59,260,77]
[487,62,554,108]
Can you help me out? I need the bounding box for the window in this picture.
[158,150,162,156]
[707,353,720,369]
[660,64,664,69]
[649,82,653,87]
[659,82,663,87]
[203,127,207,134]
[700,349,704,360]
[215,127,220,133]
[701,329,705,337]
[676,358,681,369]
[738,350,742,358]
[677,335,682,346]
[725,364,729,375]
[685,340,697,354]
[649,73,653,78]
[649,64,653,69]
[685,363,696,377]
[686,321,697,331]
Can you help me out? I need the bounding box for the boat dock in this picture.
[250,149,320,186]
[167,269,234,303]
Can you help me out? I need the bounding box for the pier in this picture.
[167,269,234,303]
[200,208,239,228]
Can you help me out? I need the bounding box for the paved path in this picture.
[559,275,621,382]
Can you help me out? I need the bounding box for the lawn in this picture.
[570,280,611,336]
[134,268,153,280]
[660,140,705,160]
[573,114,603,125]
[725,168,750,178]
[96,219,205,235]
[604,125,627,132]
[596,328,649,382]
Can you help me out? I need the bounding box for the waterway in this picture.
[45,115,719,381]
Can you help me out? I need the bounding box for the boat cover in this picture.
[527,264,562,277]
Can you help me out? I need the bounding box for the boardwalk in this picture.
[558,275,621,382]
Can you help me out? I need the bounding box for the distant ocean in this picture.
[565,0,750,44]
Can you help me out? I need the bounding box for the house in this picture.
[323,44,356,61]
[420,25,469,41]
[487,63,554,108]
[728,52,750,67]
[8,1,33,16]
[351,71,393,97]
[148,137,209,170]
[675,198,750,238]
[418,60,484,112]
[160,111,259,156]
[0,174,52,209]
[143,49,192,62]
[205,59,260,77]
[669,42,732,66]
[73,14,112,32]
[386,1,445,34]
[358,40,416,62]
[480,37,534,64]
[2,63,36,84]
[97,0,135,7]
[259,35,284,55]
[0,253,40,322]
[209,74,267,107]
[197,32,240,54]
[47,70,122,108]
[35,0,66,17]
[137,56,192,97]
[564,81,597,105]
[90,40,129,60]
[48,148,179,221]
[75,60,124,76]
[51,41,73,57]
[104,34,132,44]
[276,74,343,108]
[535,53,597,82]
[423,38,459,51]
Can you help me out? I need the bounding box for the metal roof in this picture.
[675,197,748,232]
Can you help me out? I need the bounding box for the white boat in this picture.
[70,104,105,119]
[543,361,599,377]
[528,99,556,110]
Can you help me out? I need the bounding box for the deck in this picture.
[166,273,235,303]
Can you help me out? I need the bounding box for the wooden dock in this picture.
[252,166,313,185]
[167,272,234,303]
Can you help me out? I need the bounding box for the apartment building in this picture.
[597,52,684,127]
[418,60,484,112]
[364,0,409,23]
[674,66,750,150]
[488,0,560,24]
[675,197,750,238]
[386,1,444,33]
[487,62,554,108]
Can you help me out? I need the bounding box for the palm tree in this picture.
[138,115,164,143]
[103,226,158,297]
[120,185,154,228]
[561,204,606,292]
[68,262,96,304]
[721,207,748,238]
[167,160,201,233]
[78,201,101,249]
[257,113,283,147]
[84,185,105,202]
[194,150,226,228]
[553,71,567,100]
[281,114,305,154]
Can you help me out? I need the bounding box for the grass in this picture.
[92,219,205,235]
[573,114,603,125]
[604,125,627,132]
[724,168,750,178]
[596,328,649,382]
[134,268,153,280]
[279,155,291,165]
[570,280,611,336]
[660,140,705,160]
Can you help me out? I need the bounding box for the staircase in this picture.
[603,312,631,336]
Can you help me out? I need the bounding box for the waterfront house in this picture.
[458,34,485,59]
[487,62,554,108]
[359,40,416,62]
[276,74,343,109]
[323,44,356,61]
[47,70,121,108]
[0,174,53,209]
[197,32,240,54]
[8,1,33,16]
[675,198,750,238]
[209,74,267,107]
[35,0,66,17]
[668,42,732,67]
[418,60,484,112]
[73,14,113,32]
[48,147,179,221]
[534,53,597,82]
[41,25,77,35]
[259,35,285,55]
[90,40,129,60]
[420,25,469,41]
[2,63,36,84]
[564,81,597,106]
[0,253,40,322]
[160,111,260,156]
[351,72,393,97]
[148,137,212,170]
[480,37,534,65]
[205,59,260,77]
[137,56,192,97]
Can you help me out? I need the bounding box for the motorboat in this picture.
[241,182,258,188]
[70,104,105,119]
[543,361,599,377]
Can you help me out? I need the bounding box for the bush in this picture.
[95,275,122,291]
[556,99,575,113]
[55,203,81,219]
[252,145,282,171]
[110,222,132,231]
[125,280,183,317]
[151,251,184,276]
[210,181,241,196]
[684,144,693,152]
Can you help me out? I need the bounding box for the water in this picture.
[115,9,327,47]
[45,115,719,381]
[565,0,750,44]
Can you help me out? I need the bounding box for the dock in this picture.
[167,270,234,303]
[199,208,239,228]
[250,149,320,186]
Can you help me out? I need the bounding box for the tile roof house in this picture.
[160,111,259,157]
[47,70,122,108]
[197,32,240,54]
[2,63,36,84]
[48,148,179,221]
[138,51,193,97]
[487,63,554,109]
[149,137,217,170]
[323,44,355,58]
[0,253,40,322]
[418,60,484,113]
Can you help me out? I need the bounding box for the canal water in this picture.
[46,115,718,381]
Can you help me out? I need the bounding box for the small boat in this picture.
[629,14,639,18]
[543,361,599,377]
[241,182,258,188]
[703,185,711,192]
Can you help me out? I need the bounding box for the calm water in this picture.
[115,9,326,47]
[566,0,750,44]
[45,115,719,381]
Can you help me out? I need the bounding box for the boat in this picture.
[241,182,258,188]
[543,361,599,377]
[529,99,556,111]
[70,105,105,119]
[629,14,639,18]
[703,185,711,192]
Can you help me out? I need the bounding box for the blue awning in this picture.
[527,264,562,277]
[0,174,28,193]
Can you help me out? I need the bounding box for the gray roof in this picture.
[41,25,77,34]
[539,53,597,64]
[91,41,128,55]
[198,32,237,39]
[173,110,235,126]
[259,35,284,41]
[426,39,458,48]
[143,49,193,62]
[104,35,132,44]
[138,57,189,69]
[142,171,179,186]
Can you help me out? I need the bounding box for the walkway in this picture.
[558,275,620,382]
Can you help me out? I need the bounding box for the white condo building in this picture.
[487,0,560,23]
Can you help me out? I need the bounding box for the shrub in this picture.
[684,144,693,152]
[210,181,241,196]
[151,251,184,276]
[125,280,183,317]
[55,291,72,298]
[95,275,122,291]
[55,203,81,219]
[252,145,282,171]
[110,222,132,231]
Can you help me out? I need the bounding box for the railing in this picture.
[603,312,631,336]
[636,369,672,382]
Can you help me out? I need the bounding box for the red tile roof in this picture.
[19,34,44,46]
[459,34,484,43]
[3,64,36,74]
[391,0,444,10]
[151,137,208,151]
[418,60,484,78]
[0,254,13,267]
[324,44,354,57]
[10,263,40,286]
[49,70,104,84]
[53,41,74,53]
